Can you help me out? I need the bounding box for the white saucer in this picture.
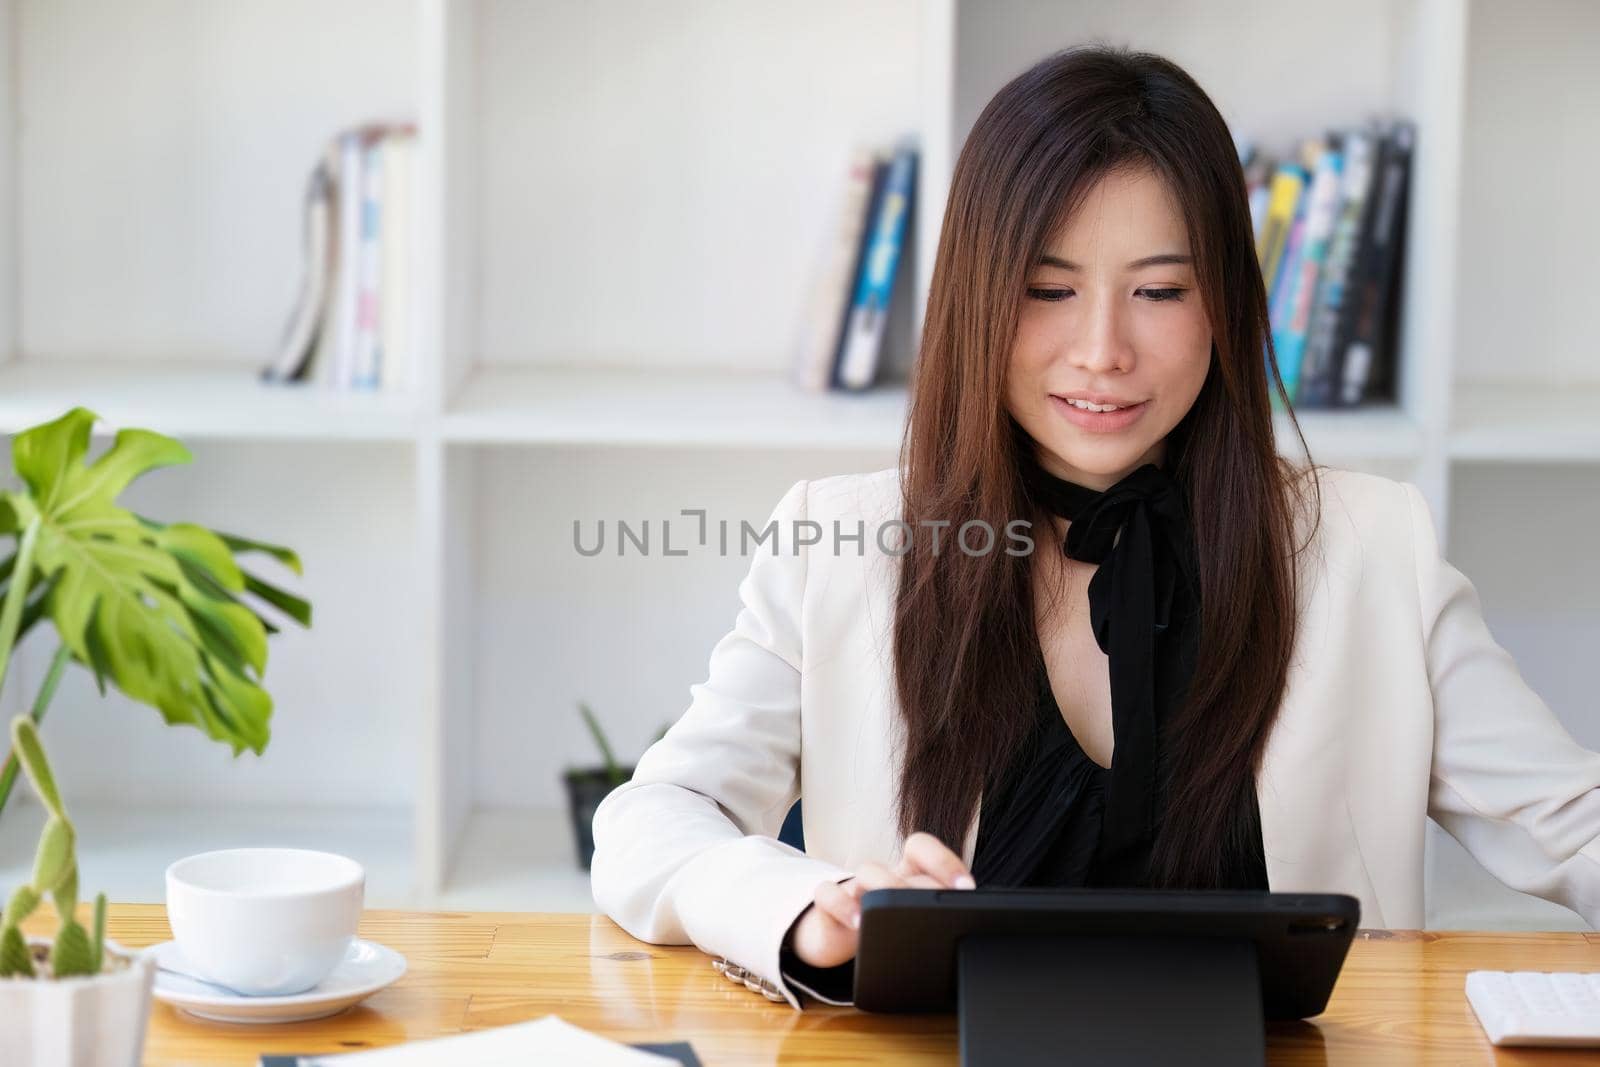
[149,938,407,1024]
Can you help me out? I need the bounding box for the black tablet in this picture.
[854,887,1360,1021]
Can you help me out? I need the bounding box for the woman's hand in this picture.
[786,832,977,969]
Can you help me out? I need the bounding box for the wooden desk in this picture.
[53,905,1600,1064]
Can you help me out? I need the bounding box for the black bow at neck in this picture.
[1019,454,1201,884]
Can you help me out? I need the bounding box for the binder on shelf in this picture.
[832,142,917,392]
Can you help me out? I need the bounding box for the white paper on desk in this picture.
[299,1015,677,1066]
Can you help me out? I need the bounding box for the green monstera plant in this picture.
[0,406,312,822]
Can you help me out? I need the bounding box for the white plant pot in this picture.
[0,938,156,1067]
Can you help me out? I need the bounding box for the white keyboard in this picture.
[1465,970,1600,1047]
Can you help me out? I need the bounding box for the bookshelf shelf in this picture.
[1449,383,1600,463]
[0,360,422,442]
[1279,406,1423,464]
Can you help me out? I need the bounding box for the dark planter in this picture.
[564,766,633,869]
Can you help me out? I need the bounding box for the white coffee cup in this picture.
[165,848,364,996]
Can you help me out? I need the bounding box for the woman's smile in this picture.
[1048,393,1151,433]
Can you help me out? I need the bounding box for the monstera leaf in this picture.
[0,408,311,755]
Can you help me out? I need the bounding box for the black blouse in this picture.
[970,645,1270,891]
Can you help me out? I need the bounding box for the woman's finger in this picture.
[897,831,977,888]
[790,901,859,969]
[854,861,906,891]
[813,878,861,930]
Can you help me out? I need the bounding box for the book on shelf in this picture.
[1337,119,1413,407]
[791,146,881,393]
[1296,128,1377,409]
[260,144,336,385]
[834,141,917,392]
[351,135,385,389]
[1243,117,1413,411]
[380,132,416,394]
[789,138,917,395]
[1272,137,1345,405]
[1265,162,1310,408]
[1256,161,1306,302]
[264,122,417,394]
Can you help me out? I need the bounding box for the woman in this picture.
[590,45,1600,1011]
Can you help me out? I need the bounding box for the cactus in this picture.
[50,918,96,978]
[0,715,106,979]
[0,922,33,977]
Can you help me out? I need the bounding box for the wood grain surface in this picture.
[20,905,1600,1064]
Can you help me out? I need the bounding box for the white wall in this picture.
[1456,0,1600,387]
[475,0,921,371]
[16,0,416,362]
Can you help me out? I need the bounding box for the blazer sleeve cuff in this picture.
[780,952,857,1007]
[673,834,852,1011]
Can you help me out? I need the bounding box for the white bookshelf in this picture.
[0,0,1596,930]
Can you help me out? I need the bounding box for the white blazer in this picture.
[590,465,1600,1010]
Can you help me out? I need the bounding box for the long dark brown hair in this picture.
[892,44,1321,888]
